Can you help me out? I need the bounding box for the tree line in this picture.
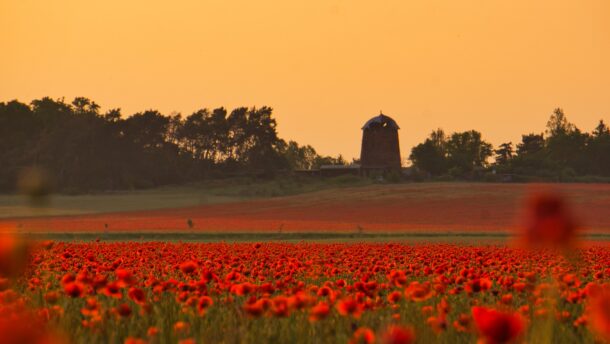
[2,99,608,193]
[0,97,344,192]
[409,108,610,181]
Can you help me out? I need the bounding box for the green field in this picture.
[17,231,610,244]
[0,176,370,218]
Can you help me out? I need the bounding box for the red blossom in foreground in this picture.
[472,306,524,344]
[179,261,198,274]
[173,321,190,335]
[349,327,375,344]
[115,269,135,286]
[387,290,402,304]
[587,284,610,341]
[309,301,330,322]
[197,296,213,315]
[0,234,30,278]
[522,192,577,247]
[405,281,434,302]
[128,287,145,304]
[336,298,364,318]
[63,282,84,298]
[116,303,132,317]
[243,299,266,317]
[5,240,610,343]
[381,325,415,344]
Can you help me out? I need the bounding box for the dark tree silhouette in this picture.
[494,142,514,167]
[0,97,346,193]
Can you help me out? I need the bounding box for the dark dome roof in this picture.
[362,113,400,130]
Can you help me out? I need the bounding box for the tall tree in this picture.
[587,120,610,176]
[446,130,493,172]
[409,129,448,176]
[516,134,545,156]
[546,108,575,137]
[494,142,514,167]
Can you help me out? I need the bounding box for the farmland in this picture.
[1,182,609,234]
[2,182,610,344]
[3,240,610,344]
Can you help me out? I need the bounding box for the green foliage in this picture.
[410,108,610,181]
[410,129,492,178]
[446,130,493,172]
[493,142,513,168]
[281,141,346,170]
[0,98,301,193]
[409,129,448,176]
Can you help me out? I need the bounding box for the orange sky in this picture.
[1,0,608,160]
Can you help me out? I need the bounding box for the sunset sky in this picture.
[1,0,608,160]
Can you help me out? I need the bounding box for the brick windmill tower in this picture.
[359,112,401,175]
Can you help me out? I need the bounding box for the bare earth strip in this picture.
[1,183,609,233]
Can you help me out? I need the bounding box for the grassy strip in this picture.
[20,231,512,243]
[16,231,610,243]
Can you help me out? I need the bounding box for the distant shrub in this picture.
[328,175,365,185]
[383,170,403,183]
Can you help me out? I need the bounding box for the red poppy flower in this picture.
[271,296,290,317]
[309,301,330,322]
[116,303,132,317]
[243,299,266,317]
[64,282,84,298]
[522,192,577,247]
[288,291,310,309]
[472,306,524,344]
[405,281,434,302]
[336,298,364,318]
[197,296,213,315]
[81,297,100,316]
[124,337,146,344]
[587,284,610,341]
[173,321,190,335]
[179,261,198,274]
[387,291,402,304]
[381,325,415,344]
[44,291,60,304]
[115,269,135,286]
[349,327,375,344]
[466,278,492,294]
[427,314,447,333]
[128,287,146,304]
[147,326,160,337]
[453,313,472,333]
[104,282,123,298]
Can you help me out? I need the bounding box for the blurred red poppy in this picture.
[472,306,524,344]
[128,287,145,304]
[63,282,84,298]
[309,301,330,322]
[336,298,364,318]
[349,327,375,344]
[381,325,415,344]
[522,192,577,247]
[179,261,198,274]
[587,284,610,341]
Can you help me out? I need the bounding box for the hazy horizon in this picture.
[2,0,608,159]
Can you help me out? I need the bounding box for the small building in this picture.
[359,113,402,175]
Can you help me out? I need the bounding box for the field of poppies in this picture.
[1,190,609,344]
[0,238,609,344]
[2,183,609,233]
